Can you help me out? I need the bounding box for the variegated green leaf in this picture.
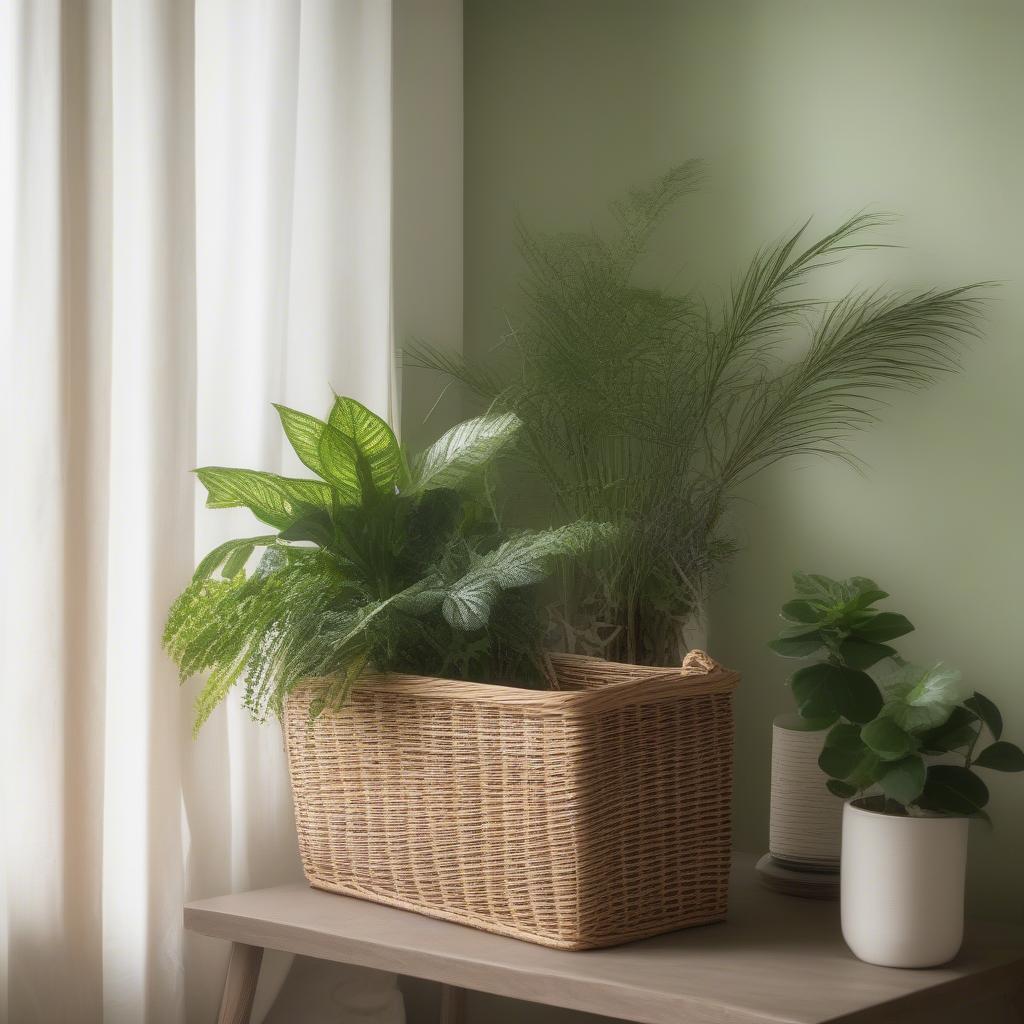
[328,395,401,493]
[274,404,328,477]
[316,425,362,504]
[195,467,333,530]
[409,411,521,492]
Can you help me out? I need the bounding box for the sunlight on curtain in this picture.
[1,2,396,1021]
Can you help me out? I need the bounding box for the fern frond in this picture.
[442,522,615,630]
[722,285,986,482]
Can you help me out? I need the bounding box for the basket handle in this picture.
[680,648,721,676]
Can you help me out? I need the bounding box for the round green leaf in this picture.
[920,706,979,754]
[826,779,858,799]
[781,600,825,624]
[922,764,990,816]
[964,691,1003,741]
[852,612,915,644]
[878,754,926,806]
[973,741,1024,773]
[846,587,889,612]
[837,637,897,671]
[833,668,884,724]
[790,663,839,719]
[791,663,881,724]
[769,632,826,659]
[793,571,842,602]
[878,662,964,732]
[861,717,917,761]
[819,723,879,786]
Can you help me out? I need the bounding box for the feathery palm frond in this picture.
[408,165,987,666]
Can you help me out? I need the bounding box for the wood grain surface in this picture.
[186,853,1024,1024]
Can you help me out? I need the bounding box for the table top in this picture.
[184,852,1024,1024]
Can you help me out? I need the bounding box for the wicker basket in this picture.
[283,650,738,950]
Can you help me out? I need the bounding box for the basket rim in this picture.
[294,649,739,713]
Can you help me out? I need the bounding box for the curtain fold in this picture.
[1,2,398,1021]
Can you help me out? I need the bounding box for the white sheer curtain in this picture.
[0,2,415,1021]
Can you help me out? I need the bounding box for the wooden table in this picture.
[184,853,1024,1024]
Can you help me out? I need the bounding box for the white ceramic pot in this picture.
[769,714,842,871]
[841,800,969,968]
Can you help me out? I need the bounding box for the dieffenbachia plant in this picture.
[164,395,612,733]
[769,572,1024,818]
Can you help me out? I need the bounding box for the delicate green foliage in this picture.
[438,522,615,631]
[408,167,985,666]
[773,571,1021,819]
[193,535,277,583]
[166,548,363,732]
[166,396,611,733]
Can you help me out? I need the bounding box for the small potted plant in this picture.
[767,573,915,873]
[824,661,1022,967]
[771,571,1024,967]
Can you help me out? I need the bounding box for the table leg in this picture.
[216,942,264,1024]
[440,983,466,1024]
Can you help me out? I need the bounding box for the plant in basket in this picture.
[770,570,1024,967]
[164,394,611,731]
[165,393,740,951]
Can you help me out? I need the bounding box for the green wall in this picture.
[464,0,1024,921]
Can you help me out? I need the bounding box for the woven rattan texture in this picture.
[284,651,738,949]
